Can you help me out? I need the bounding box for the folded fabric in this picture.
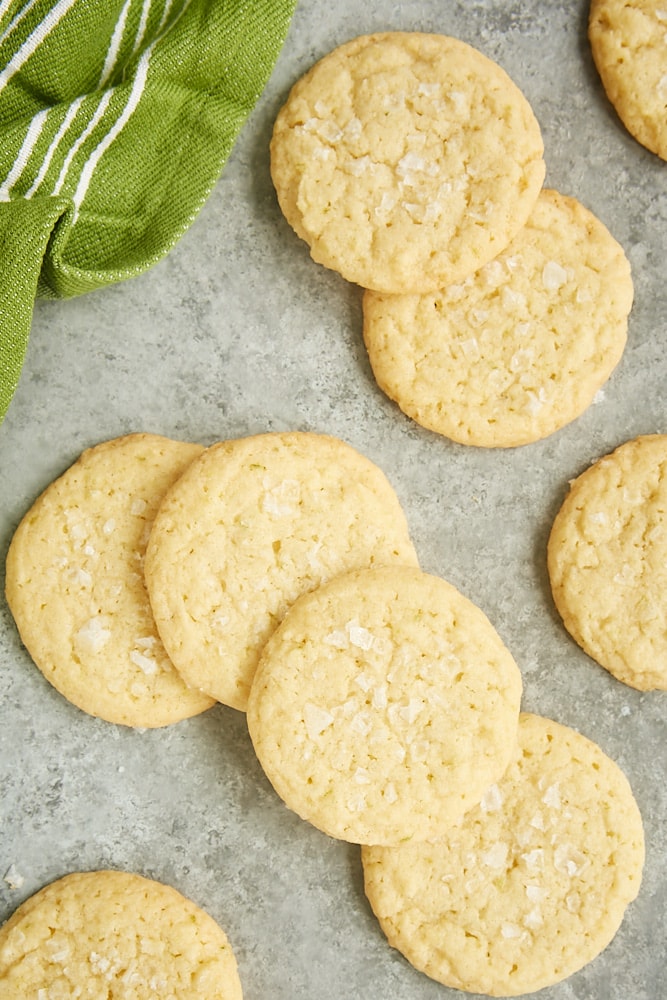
[0,0,297,422]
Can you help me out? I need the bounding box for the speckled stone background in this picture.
[1,1,665,997]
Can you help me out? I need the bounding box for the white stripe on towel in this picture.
[0,0,79,95]
[52,89,114,196]
[0,106,48,199]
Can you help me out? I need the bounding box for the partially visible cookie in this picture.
[270,31,545,293]
[363,188,633,448]
[144,432,419,712]
[548,434,667,690]
[362,712,644,996]
[5,433,214,727]
[0,870,243,999]
[589,0,667,159]
[247,565,523,845]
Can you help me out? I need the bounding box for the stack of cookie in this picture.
[270,31,634,448]
[4,430,418,726]
[3,426,648,995]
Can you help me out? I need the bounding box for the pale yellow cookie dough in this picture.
[144,432,419,712]
[589,0,667,159]
[247,565,523,845]
[362,712,644,996]
[0,870,243,999]
[271,31,545,293]
[363,188,633,448]
[548,434,667,690]
[5,433,214,728]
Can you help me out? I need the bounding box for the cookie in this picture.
[144,432,418,713]
[5,433,214,727]
[246,565,523,846]
[362,712,644,996]
[270,31,545,293]
[363,188,633,448]
[0,870,242,998]
[548,434,667,690]
[589,0,667,160]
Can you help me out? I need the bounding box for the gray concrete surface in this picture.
[1,1,665,997]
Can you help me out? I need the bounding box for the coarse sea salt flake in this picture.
[522,848,545,872]
[130,498,147,516]
[460,338,480,362]
[345,155,373,176]
[324,628,348,649]
[67,567,92,588]
[344,116,362,138]
[524,906,543,930]
[102,518,116,534]
[554,844,589,877]
[372,684,387,710]
[418,81,441,97]
[374,191,397,218]
[354,766,371,785]
[542,783,561,809]
[3,864,23,889]
[525,884,547,903]
[75,616,111,653]
[354,672,372,692]
[304,702,334,739]
[542,260,568,290]
[481,784,503,813]
[130,650,159,675]
[482,842,508,869]
[350,712,372,736]
[348,622,374,650]
[658,74,667,102]
[383,782,398,804]
[501,923,523,940]
[530,811,546,831]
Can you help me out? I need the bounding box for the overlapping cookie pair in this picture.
[270,31,635,447]
[5,429,646,996]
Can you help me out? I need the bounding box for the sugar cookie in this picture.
[0,870,242,998]
[247,565,523,845]
[548,434,667,690]
[144,432,418,712]
[363,188,633,447]
[5,433,214,727]
[270,31,545,293]
[362,712,644,996]
[589,0,667,159]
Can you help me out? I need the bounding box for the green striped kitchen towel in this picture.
[0,0,297,423]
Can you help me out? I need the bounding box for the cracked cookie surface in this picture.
[363,188,633,447]
[271,31,545,293]
[4,433,213,727]
[144,432,418,712]
[247,565,522,845]
[548,434,667,690]
[0,870,243,999]
[362,712,644,996]
[589,0,667,159]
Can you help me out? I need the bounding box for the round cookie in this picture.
[246,565,523,846]
[362,712,644,996]
[548,434,667,690]
[589,0,667,160]
[270,31,545,293]
[144,432,419,713]
[5,433,214,727]
[363,188,633,448]
[0,870,243,998]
